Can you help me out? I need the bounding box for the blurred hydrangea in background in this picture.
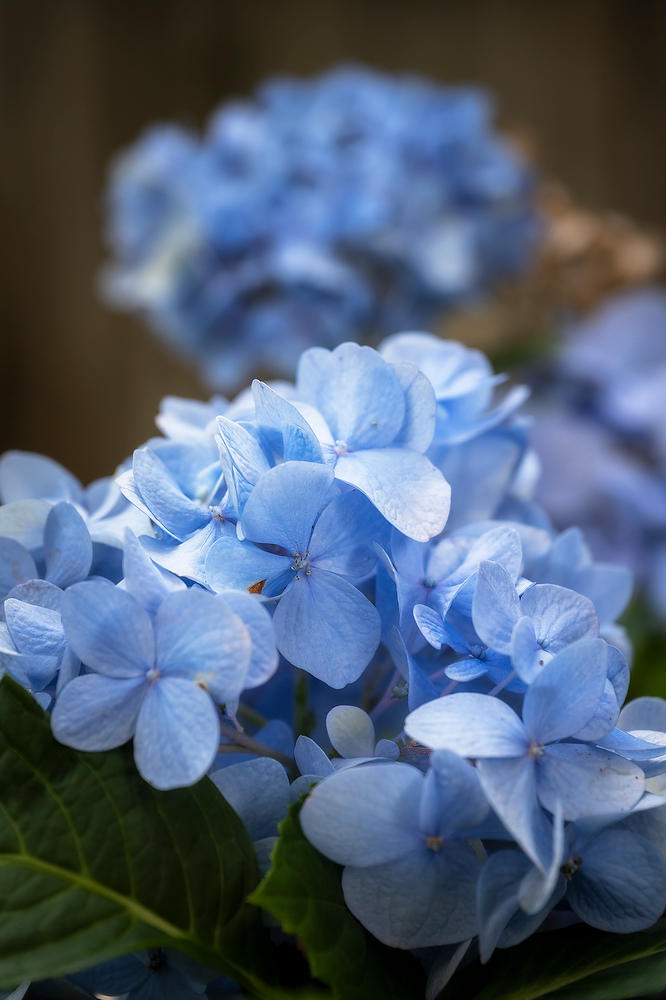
[530,288,666,620]
[102,65,538,389]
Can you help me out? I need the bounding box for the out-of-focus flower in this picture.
[103,66,537,388]
[529,288,666,616]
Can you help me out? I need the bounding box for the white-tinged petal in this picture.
[326,706,375,759]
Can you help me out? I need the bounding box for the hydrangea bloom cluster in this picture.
[2,333,665,999]
[104,66,537,387]
[531,287,666,616]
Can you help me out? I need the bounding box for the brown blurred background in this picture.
[2,0,666,484]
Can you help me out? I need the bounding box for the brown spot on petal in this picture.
[249,579,266,594]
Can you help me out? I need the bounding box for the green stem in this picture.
[236,702,269,729]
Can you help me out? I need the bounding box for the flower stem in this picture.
[218,719,296,774]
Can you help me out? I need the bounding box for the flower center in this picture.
[528,741,545,758]
[290,551,312,580]
[426,835,443,852]
[208,504,226,522]
[334,439,349,456]
[146,666,160,682]
[560,855,583,881]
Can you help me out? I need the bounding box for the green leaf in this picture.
[250,800,425,1000]
[442,918,666,1000]
[0,675,272,990]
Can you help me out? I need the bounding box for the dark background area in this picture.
[2,0,665,484]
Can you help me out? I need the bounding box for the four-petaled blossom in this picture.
[52,580,252,788]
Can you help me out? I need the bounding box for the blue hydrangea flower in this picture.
[301,751,488,948]
[405,638,644,870]
[52,580,254,788]
[0,449,149,556]
[74,947,213,999]
[295,341,451,539]
[205,461,383,687]
[103,67,537,388]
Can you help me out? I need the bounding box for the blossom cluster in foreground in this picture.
[103,65,537,387]
[2,333,665,998]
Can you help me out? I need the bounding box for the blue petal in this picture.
[241,461,334,554]
[134,677,220,789]
[428,749,489,834]
[215,415,270,517]
[386,626,440,711]
[567,829,666,932]
[522,638,609,744]
[619,696,666,734]
[300,762,423,865]
[5,578,63,612]
[326,706,375,758]
[155,590,250,702]
[510,615,542,682]
[52,674,146,750]
[0,450,82,503]
[273,569,380,687]
[309,489,385,578]
[140,519,232,585]
[0,499,51,549]
[336,449,450,541]
[606,644,629,708]
[205,534,290,594]
[299,342,406,450]
[576,562,633,624]
[342,843,480,948]
[4,599,65,658]
[43,501,92,587]
[536,743,644,819]
[122,528,185,615]
[62,580,153,677]
[405,693,528,757]
[477,757,553,871]
[0,538,36,599]
[520,583,598,651]
[132,446,210,538]
[445,658,488,682]
[294,735,333,777]
[454,525,523,587]
[596,727,666,761]
[476,850,531,962]
[390,363,437,452]
[252,380,323,463]
[216,590,278,688]
[472,562,521,654]
[413,604,448,650]
[572,678,620,742]
[211,757,289,840]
